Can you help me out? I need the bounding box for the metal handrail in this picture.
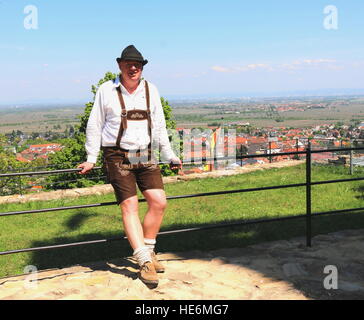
[0,151,307,178]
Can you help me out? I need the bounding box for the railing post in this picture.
[350,140,353,175]
[18,176,23,196]
[306,141,312,247]
[240,144,243,167]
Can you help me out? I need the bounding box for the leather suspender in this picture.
[115,78,152,150]
[144,80,152,152]
[115,85,128,147]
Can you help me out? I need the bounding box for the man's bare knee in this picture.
[120,196,138,215]
[150,197,167,212]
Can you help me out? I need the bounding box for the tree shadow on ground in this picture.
[24,210,364,300]
[353,184,364,200]
[63,210,93,230]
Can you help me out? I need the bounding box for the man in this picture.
[78,45,181,286]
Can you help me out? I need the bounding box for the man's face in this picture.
[119,60,143,82]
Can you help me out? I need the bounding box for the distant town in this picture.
[1,95,364,167]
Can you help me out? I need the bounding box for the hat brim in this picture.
[116,58,148,66]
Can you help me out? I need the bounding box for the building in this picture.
[16,143,63,163]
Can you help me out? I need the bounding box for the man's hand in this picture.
[169,157,182,171]
[77,162,95,175]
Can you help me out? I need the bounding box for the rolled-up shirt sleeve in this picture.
[151,87,177,162]
[85,88,105,163]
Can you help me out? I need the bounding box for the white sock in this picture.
[133,246,152,266]
[144,238,156,253]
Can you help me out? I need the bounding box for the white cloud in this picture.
[302,59,336,64]
[237,64,272,72]
[209,58,346,75]
[211,65,231,73]
[211,63,272,73]
[0,44,25,51]
[279,58,337,70]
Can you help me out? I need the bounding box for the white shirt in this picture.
[85,77,176,163]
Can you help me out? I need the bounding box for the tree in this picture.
[31,132,40,139]
[78,72,117,135]
[161,97,176,130]
[159,97,179,176]
[0,134,8,153]
[0,134,33,195]
[47,72,118,189]
[46,135,103,189]
[69,125,75,137]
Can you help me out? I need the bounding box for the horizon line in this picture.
[1,90,364,106]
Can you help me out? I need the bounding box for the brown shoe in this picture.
[139,261,158,285]
[151,251,165,273]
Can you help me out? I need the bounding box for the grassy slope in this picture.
[0,163,363,278]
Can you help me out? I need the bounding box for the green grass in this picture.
[0,163,363,278]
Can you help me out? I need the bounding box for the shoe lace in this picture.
[142,262,152,271]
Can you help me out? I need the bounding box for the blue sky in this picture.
[0,0,363,104]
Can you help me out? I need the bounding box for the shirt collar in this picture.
[114,75,145,95]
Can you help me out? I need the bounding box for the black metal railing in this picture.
[3,137,363,195]
[0,143,364,256]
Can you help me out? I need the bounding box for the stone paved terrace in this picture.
[0,229,363,300]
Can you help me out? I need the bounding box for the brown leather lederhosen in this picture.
[102,78,163,204]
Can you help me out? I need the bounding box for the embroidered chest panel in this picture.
[126,109,149,121]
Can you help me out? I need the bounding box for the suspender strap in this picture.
[144,81,152,161]
[115,83,128,147]
[144,80,152,143]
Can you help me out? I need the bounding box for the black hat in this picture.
[116,45,148,66]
